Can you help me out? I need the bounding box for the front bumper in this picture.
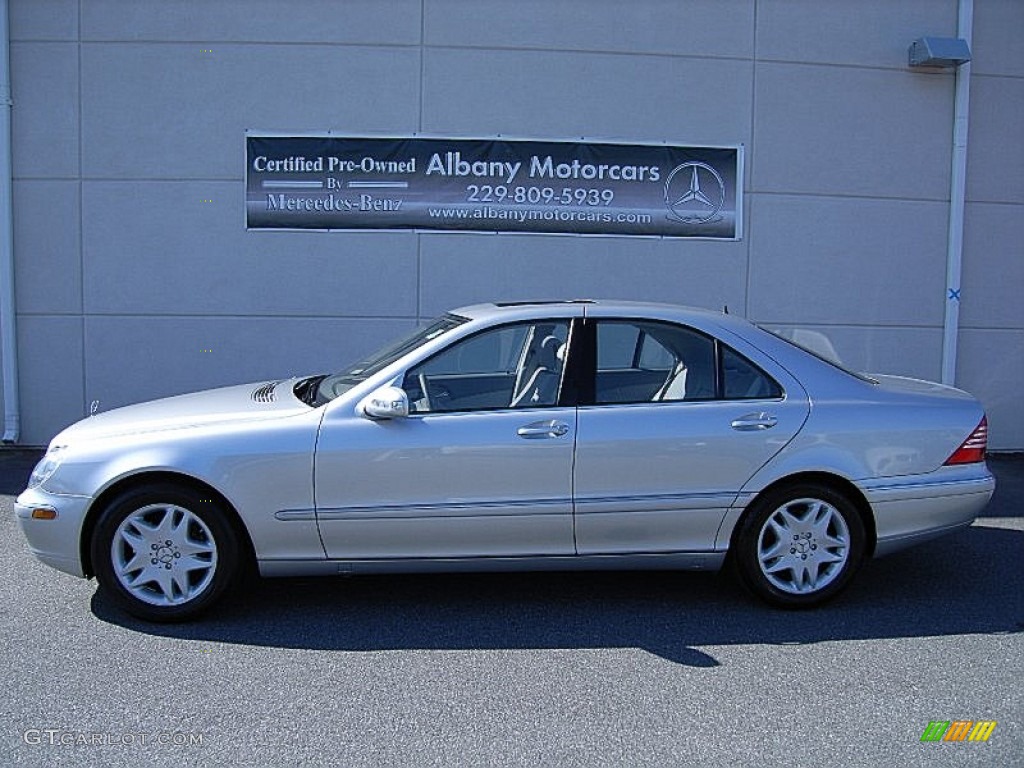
[15,487,92,578]
[862,465,996,557]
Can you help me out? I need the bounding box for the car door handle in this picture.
[731,413,778,431]
[517,420,570,439]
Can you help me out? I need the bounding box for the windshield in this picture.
[314,314,468,404]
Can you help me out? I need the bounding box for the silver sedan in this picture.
[16,301,995,621]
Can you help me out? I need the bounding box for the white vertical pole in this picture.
[0,0,19,443]
[941,0,974,386]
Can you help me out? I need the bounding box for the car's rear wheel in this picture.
[734,483,865,607]
[91,484,240,622]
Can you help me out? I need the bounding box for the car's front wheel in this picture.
[91,484,240,622]
[734,483,866,608]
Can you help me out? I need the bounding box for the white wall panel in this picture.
[966,76,1024,205]
[82,0,421,45]
[10,43,78,178]
[16,316,85,442]
[753,63,953,200]
[81,44,421,179]
[13,181,81,313]
[418,234,747,318]
[973,0,1024,77]
[748,195,947,326]
[961,202,1024,330]
[422,48,753,146]
[756,0,957,70]
[84,316,416,412]
[81,181,418,317]
[425,0,754,59]
[957,329,1024,450]
[10,0,78,41]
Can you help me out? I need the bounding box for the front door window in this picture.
[403,320,571,413]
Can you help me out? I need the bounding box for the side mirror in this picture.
[358,385,410,420]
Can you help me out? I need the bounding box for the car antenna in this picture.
[723,304,729,315]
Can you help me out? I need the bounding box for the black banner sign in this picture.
[246,135,742,238]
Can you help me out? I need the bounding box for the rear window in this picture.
[765,327,877,384]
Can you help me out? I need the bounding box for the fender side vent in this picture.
[251,381,279,403]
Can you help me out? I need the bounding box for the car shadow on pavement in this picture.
[0,448,43,495]
[91,523,1023,667]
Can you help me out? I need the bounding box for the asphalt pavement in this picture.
[1,449,1021,767]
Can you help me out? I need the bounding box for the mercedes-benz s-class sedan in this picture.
[16,301,994,621]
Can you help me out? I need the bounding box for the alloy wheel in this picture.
[756,497,850,595]
[110,503,219,607]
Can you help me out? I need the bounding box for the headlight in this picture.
[27,445,66,489]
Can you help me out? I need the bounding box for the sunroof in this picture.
[494,299,596,307]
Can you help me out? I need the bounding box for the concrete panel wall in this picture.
[13,180,81,314]
[6,0,1022,448]
[80,43,422,179]
[422,48,753,145]
[752,64,954,200]
[748,195,948,326]
[424,0,756,58]
[81,181,419,317]
[10,42,78,177]
[418,234,748,319]
[755,0,958,69]
[957,0,1024,448]
[80,1,421,45]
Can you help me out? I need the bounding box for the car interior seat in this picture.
[511,334,562,407]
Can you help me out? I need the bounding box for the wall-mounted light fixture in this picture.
[909,37,972,68]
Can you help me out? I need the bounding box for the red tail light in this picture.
[944,416,988,465]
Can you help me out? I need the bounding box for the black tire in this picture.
[91,483,240,622]
[733,482,866,608]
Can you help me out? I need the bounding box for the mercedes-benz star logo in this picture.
[664,161,726,225]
